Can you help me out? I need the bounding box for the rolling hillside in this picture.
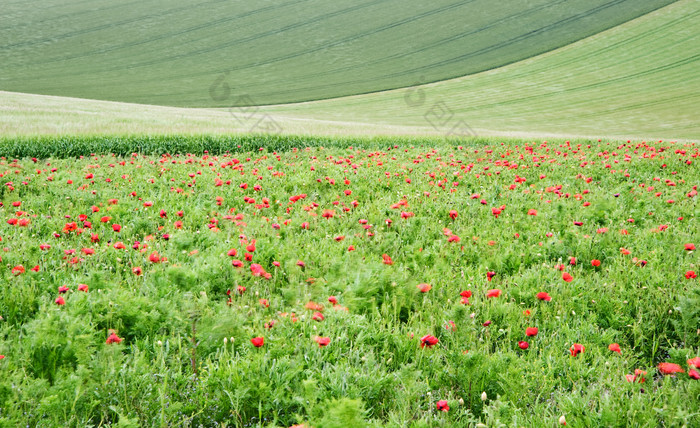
[0,0,673,106]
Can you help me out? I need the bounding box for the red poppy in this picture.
[486,289,501,298]
[420,335,439,348]
[591,259,601,267]
[55,296,65,305]
[536,292,552,301]
[685,243,696,251]
[296,260,306,268]
[106,331,123,344]
[689,369,700,380]
[486,271,496,281]
[686,271,697,279]
[382,254,394,265]
[436,400,449,412]
[148,252,161,263]
[570,343,585,356]
[525,327,538,337]
[312,312,324,322]
[688,357,700,368]
[259,299,269,308]
[251,337,264,347]
[608,343,621,354]
[658,362,684,375]
[417,283,432,293]
[30,265,40,272]
[314,336,330,347]
[448,210,458,220]
[626,369,647,383]
[113,224,121,232]
[528,209,537,216]
[482,320,492,327]
[460,290,472,298]
[11,265,25,275]
[518,341,529,350]
[237,285,246,295]
[132,267,143,276]
[305,301,324,311]
[562,272,573,282]
[58,285,69,294]
[78,284,88,292]
[250,263,267,277]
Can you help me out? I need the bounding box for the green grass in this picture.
[263,0,700,140]
[2,1,699,140]
[0,0,672,106]
[0,135,698,427]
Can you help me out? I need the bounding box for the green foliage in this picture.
[0,137,697,427]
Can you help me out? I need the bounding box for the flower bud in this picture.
[481,391,487,401]
[559,415,566,425]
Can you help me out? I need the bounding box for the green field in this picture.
[0,136,698,427]
[1,2,700,426]
[2,0,699,140]
[0,0,673,106]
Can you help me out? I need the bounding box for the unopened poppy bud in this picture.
[559,415,567,425]
[157,340,163,346]
[224,337,228,344]
[230,337,235,343]
[481,391,487,401]
[458,398,464,406]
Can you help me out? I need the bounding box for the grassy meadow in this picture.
[0,136,698,427]
[1,0,672,106]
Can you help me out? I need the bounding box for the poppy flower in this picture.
[382,254,394,265]
[591,259,601,267]
[518,341,529,350]
[113,224,121,232]
[570,343,585,356]
[420,335,439,348]
[486,289,501,298]
[608,343,621,354]
[448,210,458,220]
[417,283,432,293]
[55,296,65,306]
[658,362,684,375]
[625,369,647,383]
[58,285,69,294]
[573,221,583,226]
[305,301,323,311]
[436,400,449,412]
[259,299,269,308]
[527,209,537,216]
[312,312,324,322]
[11,265,25,275]
[132,267,143,276]
[314,336,331,347]
[250,264,267,277]
[688,369,700,380]
[536,292,552,301]
[562,272,573,282]
[460,290,472,298]
[688,357,700,368]
[686,271,697,279]
[482,320,492,327]
[685,243,696,251]
[251,337,264,347]
[78,284,88,292]
[237,285,246,295]
[106,331,123,344]
[486,271,496,281]
[148,252,161,263]
[31,265,40,272]
[525,327,538,337]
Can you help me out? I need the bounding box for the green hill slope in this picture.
[262,0,700,139]
[0,0,673,106]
